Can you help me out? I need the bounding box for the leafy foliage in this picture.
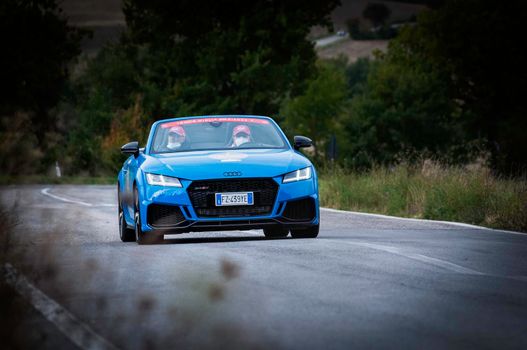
[0,0,87,175]
[342,41,465,168]
[280,59,348,159]
[390,0,527,173]
[339,0,527,173]
[120,0,340,116]
[37,0,527,176]
[62,0,340,174]
[0,0,86,118]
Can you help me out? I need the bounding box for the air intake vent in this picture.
[147,204,186,227]
[282,198,316,221]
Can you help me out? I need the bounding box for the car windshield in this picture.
[151,117,288,153]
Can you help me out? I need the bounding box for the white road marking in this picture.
[41,188,92,206]
[510,276,527,282]
[321,207,527,236]
[41,188,116,207]
[333,240,527,282]
[3,263,119,350]
[229,233,526,281]
[330,241,485,275]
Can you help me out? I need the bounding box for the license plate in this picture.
[215,192,254,206]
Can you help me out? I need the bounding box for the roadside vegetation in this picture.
[319,162,527,232]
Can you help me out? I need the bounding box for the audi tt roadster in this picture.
[117,115,319,244]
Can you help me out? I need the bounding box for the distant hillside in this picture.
[317,39,389,62]
[61,0,125,56]
[61,0,425,58]
[311,0,426,38]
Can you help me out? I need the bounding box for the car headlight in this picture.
[146,173,183,187]
[282,167,312,183]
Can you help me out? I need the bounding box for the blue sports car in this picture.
[117,115,319,244]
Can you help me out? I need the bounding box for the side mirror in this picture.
[293,136,313,150]
[121,141,139,157]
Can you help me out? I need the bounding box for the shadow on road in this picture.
[160,235,289,245]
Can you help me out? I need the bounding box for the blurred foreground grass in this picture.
[319,162,527,232]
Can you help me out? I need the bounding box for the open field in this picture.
[316,38,388,61]
[309,0,426,39]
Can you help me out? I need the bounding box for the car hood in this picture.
[141,148,311,180]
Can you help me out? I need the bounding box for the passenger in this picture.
[231,124,252,147]
[166,126,187,150]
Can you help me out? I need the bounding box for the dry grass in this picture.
[319,162,527,232]
[316,38,388,61]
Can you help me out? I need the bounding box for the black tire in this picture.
[134,187,163,245]
[119,209,136,242]
[118,187,135,242]
[263,227,289,238]
[290,224,319,239]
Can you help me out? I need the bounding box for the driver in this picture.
[231,124,252,147]
[166,126,186,150]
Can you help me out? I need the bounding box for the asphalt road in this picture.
[1,185,527,349]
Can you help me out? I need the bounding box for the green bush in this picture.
[280,59,348,161]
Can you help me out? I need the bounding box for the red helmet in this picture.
[169,126,186,137]
[232,125,251,137]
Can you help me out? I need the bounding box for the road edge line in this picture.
[320,207,526,236]
[40,188,117,208]
[3,263,119,350]
[41,188,93,207]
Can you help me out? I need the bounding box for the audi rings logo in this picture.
[223,171,242,177]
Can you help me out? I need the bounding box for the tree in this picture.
[392,0,527,172]
[0,0,86,120]
[280,60,348,160]
[64,1,341,174]
[341,0,527,172]
[363,3,391,28]
[343,48,464,168]
[121,0,341,116]
[0,0,87,175]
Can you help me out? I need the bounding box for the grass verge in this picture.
[319,162,527,232]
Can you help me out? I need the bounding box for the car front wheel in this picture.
[118,187,135,242]
[119,209,136,242]
[134,187,163,245]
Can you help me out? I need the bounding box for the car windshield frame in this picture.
[149,117,290,154]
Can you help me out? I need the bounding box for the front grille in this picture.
[282,198,316,221]
[187,178,278,217]
[147,204,186,227]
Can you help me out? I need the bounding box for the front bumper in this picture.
[138,175,319,234]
